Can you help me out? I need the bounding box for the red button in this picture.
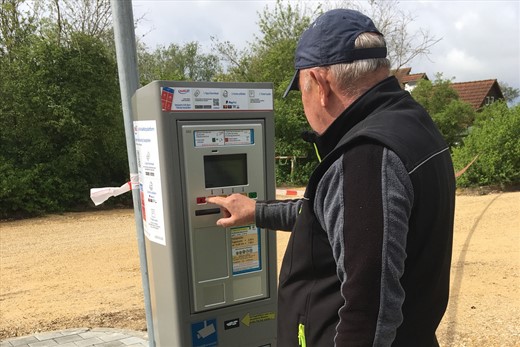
[196,197,207,204]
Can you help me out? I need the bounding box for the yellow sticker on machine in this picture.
[242,312,276,327]
[230,225,261,275]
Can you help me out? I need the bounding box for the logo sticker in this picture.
[191,319,218,347]
[224,318,240,330]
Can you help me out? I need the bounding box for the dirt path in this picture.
[1,192,519,346]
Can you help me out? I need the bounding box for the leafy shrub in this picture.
[411,75,476,148]
[452,102,520,187]
[0,34,128,218]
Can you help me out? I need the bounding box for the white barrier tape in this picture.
[130,173,139,189]
[90,182,132,206]
[91,156,472,207]
[276,189,304,197]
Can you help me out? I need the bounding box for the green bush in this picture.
[276,158,318,187]
[452,102,520,187]
[0,34,129,218]
[411,76,476,149]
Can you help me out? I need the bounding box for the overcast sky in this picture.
[132,0,520,95]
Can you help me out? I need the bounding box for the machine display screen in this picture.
[204,154,248,188]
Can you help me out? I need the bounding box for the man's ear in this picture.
[310,68,331,107]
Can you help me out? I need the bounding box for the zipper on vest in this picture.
[313,142,322,162]
[298,323,307,347]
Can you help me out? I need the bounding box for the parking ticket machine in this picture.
[132,81,277,347]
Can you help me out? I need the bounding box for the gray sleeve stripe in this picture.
[315,159,346,281]
[374,148,414,345]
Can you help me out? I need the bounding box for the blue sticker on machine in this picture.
[191,319,218,347]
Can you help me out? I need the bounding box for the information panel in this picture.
[160,87,273,111]
[133,120,166,246]
[194,129,254,147]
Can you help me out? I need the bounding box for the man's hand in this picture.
[206,194,256,228]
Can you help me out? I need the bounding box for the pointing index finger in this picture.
[206,196,226,206]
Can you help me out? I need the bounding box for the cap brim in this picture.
[283,70,300,98]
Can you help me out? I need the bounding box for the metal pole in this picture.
[110,1,155,346]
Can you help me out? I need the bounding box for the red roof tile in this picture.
[401,73,428,84]
[392,67,412,79]
[391,68,504,110]
[451,79,504,110]
[391,67,429,87]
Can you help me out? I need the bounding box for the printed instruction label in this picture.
[160,87,273,111]
[194,129,254,147]
[231,225,261,275]
[241,312,276,327]
[134,120,166,246]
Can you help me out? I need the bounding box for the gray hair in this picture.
[329,32,390,93]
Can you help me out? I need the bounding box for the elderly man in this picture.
[209,9,455,347]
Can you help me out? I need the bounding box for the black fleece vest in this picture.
[277,77,455,346]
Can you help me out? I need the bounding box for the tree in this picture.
[452,102,520,187]
[248,0,317,162]
[211,1,319,185]
[0,0,131,218]
[212,0,315,84]
[0,0,36,56]
[411,74,475,148]
[38,0,113,45]
[211,0,444,185]
[498,81,520,105]
[0,31,127,217]
[331,0,441,70]
[138,41,223,85]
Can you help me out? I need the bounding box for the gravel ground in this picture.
[1,191,519,346]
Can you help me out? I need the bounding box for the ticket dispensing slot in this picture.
[180,122,269,313]
[194,208,221,216]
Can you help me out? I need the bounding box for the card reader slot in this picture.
[195,208,221,216]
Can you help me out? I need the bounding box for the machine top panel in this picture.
[160,85,273,112]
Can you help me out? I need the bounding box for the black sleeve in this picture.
[255,199,303,231]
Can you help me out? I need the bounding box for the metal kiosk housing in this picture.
[132,81,277,347]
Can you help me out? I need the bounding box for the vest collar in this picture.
[307,76,404,159]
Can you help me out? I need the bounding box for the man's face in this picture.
[299,68,326,134]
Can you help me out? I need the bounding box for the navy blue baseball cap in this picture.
[283,9,387,98]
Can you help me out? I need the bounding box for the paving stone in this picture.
[34,332,63,342]
[3,329,149,347]
[78,333,106,340]
[74,338,104,347]
[8,336,39,346]
[97,333,127,343]
[119,337,147,346]
[88,329,112,333]
[27,339,58,347]
[58,329,89,337]
[53,335,84,345]
[93,341,125,347]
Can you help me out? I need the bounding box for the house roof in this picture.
[391,68,505,110]
[402,73,429,84]
[451,79,504,110]
[392,67,412,80]
[391,67,429,87]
